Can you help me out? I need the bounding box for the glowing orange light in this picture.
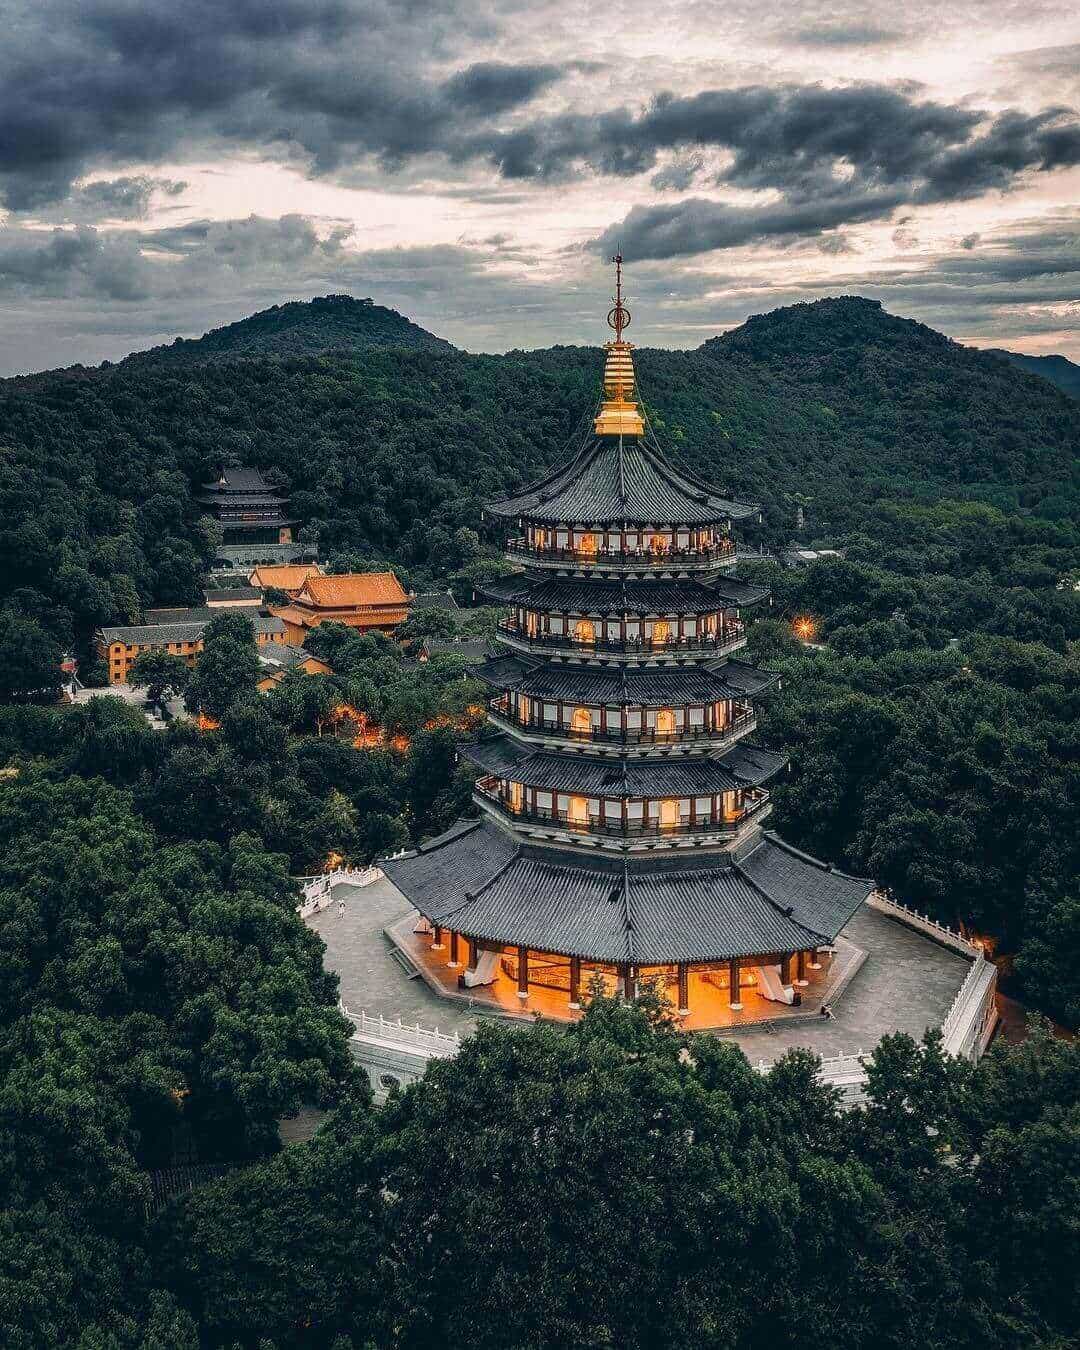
[324,851,344,872]
[793,617,817,642]
[195,713,220,731]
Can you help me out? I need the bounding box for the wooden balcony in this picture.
[504,537,737,573]
[474,779,772,843]
[488,701,758,751]
[497,618,746,661]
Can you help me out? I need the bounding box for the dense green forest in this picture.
[1,294,1076,663]
[0,295,1078,1344]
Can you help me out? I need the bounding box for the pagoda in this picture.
[384,260,871,1021]
[196,466,296,546]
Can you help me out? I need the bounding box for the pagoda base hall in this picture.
[383,259,874,1029]
[383,819,871,1028]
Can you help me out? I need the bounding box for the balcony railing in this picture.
[475,779,771,838]
[489,700,757,747]
[505,538,737,570]
[497,619,745,657]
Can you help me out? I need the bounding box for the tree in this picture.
[129,648,189,715]
[184,613,260,722]
[0,612,61,702]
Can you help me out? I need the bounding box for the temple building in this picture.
[98,609,285,684]
[383,261,875,1024]
[196,467,296,546]
[270,571,411,644]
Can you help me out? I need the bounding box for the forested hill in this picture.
[0,294,1076,664]
[989,348,1080,400]
[119,293,453,368]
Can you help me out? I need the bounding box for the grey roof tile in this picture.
[382,819,867,963]
[486,431,758,526]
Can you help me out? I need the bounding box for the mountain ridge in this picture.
[987,349,1080,400]
[116,293,453,368]
[0,292,1075,663]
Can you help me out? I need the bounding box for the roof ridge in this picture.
[443,847,521,921]
[731,848,828,945]
[620,858,636,964]
[759,830,873,883]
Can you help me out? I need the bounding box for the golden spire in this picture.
[594,253,645,437]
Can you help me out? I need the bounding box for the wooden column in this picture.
[779,953,793,986]
[517,946,529,1000]
[808,948,822,971]
[432,924,444,951]
[728,957,742,1010]
[569,956,582,1009]
[466,937,479,972]
[677,963,690,1015]
[448,931,460,969]
[796,950,809,986]
[621,964,636,1001]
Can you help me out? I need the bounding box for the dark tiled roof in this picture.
[412,591,460,611]
[198,467,280,494]
[486,431,758,526]
[476,574,765,615]
[469,653,780,704]
[258,643,306,669]
[382,819,869,963]
[204,588,262,602]
[100,614,284,645]
[735,832,873,939]
[461,735,787,794]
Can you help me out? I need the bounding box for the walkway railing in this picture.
[340,1003,461,1056]
[489,702,757,747]
[474,781,770,839]
[296,865,387,917]
[867,892,984,957]
[496,620,746,658]
[505,539,736,569]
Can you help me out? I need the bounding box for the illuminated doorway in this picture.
[656,708,675,736]
[510,781,523,814]
[571,707,592,736]
[659,799,678,830]
[568,796,588,828]
[651,619,671,647]
[579,532,597,556]
[573,619,595,644]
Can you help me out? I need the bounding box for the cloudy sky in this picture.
[0,0,1078,373]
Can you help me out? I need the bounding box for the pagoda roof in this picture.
[475,573,768,615]
[381,818,871,964]
[469,653,780,705]
[461,734,787,795]
[198,467,281,494]
[296,572,410,609]
[485,429,758,527]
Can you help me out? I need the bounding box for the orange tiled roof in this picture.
[250,563,323,590]
[299,572,410,609]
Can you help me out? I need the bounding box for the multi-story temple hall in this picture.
[383,262,879,1026]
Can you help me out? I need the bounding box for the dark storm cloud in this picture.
[0,0,562,207]
[441,62,562,114]
[0,214,354,302]
[22,176,189,224]
[595,191,907,259]
[3,1,1077,226]
[792,24,904,46]
[589,94,1080,260]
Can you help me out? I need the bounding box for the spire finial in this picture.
[595,254,644,436]
[607,252,631,342]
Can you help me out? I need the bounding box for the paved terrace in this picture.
[307,876,972,1064]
